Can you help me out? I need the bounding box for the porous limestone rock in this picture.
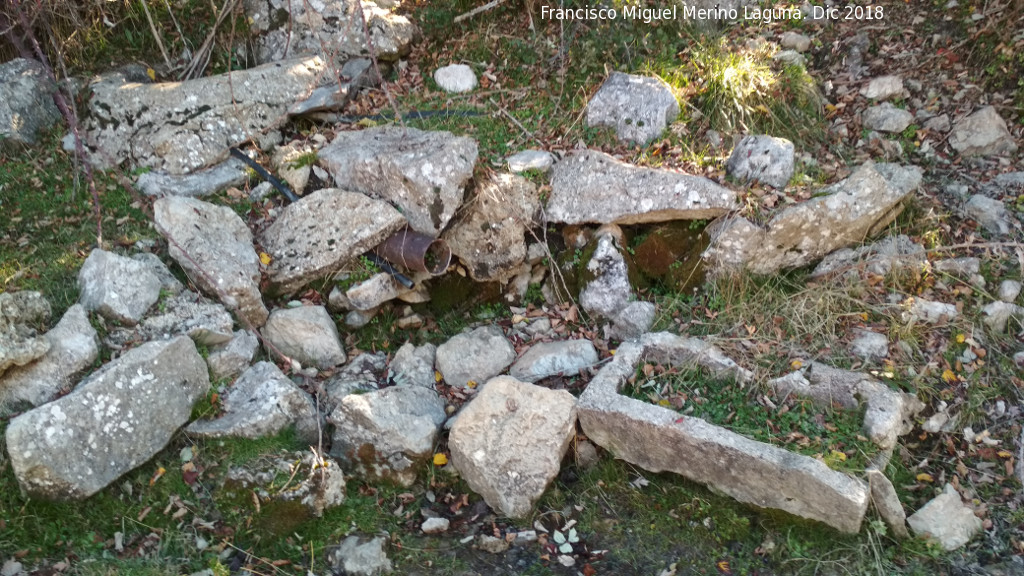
[509,339,598,383]
[850,329,888,361]
[866,468,909,539]
[449,376,577,518]
[136,158,249,198]
[77,248,162,326]
[154,196,269,327]
[436,325,516,389]
[325,352,386,408]
[319,126,478,235]
[140,291,235,346]
[725,135,795,189]
[860,75,905,101]
[262,306,346,369]
[0,59,61,148]
[346,273,401,311]
[547,150,736,224]
[810,235,926,281]
[0,291,52,376]
[434,64,477,93]
[206,330,259,381]
[131,252,185,296]
[586,72,680,145]
[5,336,209,499]
[224,451,344,517]
[907,484,983,550]
[862,103,913,133]
[507,149,555,173]
[329,535,392,576]
[261,188,406,296]
[387,342,437,389]
[948,106,1018,157]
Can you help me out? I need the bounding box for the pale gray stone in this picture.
[345,308,378,328]
[327,286,351,312]
[433,64,477,93]
[329,535,392,576]
[860,76,905,101]
[780,31,812,53]
[289,59,378,115]
[866,469,909,538]
[206,330,259,381]
[388,342,437,389]
[772,50,806,67]
[509,339,598,383]
[998,280,1021,303]
[422,517,450,534]
[131,252,184,295]
[187,361,318,443]
[725,134,795,189]
[0,305,99,416]
[155,196,268,327]
[78,249,162,326]
[850,329,888,361]
[934,257,980,278]
[325,352,386,408]
[586,72,680,145]
[346,273,401,311]
[862,103,914,133]
[949,106,1018,156]
[319,126,477,235]
[905,298,959,324]
[965,195,1013,236]
[994,172,1024,189]
[923,114,951,133]
[225,450,345,517]
[811,235,926,281]
[982,301,1024,333]
[261,188,406,296]
[436,326,516,389]
[0,59,61,148]
[0,291,51,375]
[5,336,209,499]
[548,150,736,224]
[450,376,577,518]
[477,535,509,554]
[328,385,446,486]
[141,291,235,346]
[507,150,555,173]
[907,484,983,550]
[136,159,249,198]
[578,334,868,533]
[606,301,656,340]
[579,229,656,339]
[263,306,345,369]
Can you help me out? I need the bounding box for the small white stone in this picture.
[998,280,1021,303]
[422,517,450,534]
[434,64,477,94]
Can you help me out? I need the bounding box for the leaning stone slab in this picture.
[449,376,577,518]
[866,468,909,539]
[319,126,478,235]
[78,248,162,326]
[704,162,921,275]
[260,188,405,296]
[547,150,737,225]
[586,72,680,146]
[223,450,345,518]
[0,305,99,416]
[907,484,983,550]
[509,339,598,383]
[263,305,346,369]
[948,106,1018,157]
[577,333,868,533]
[83,56,328,174]
[436,325,516,389]
[810,234,926,281]
[0,291,52,375]
[136,159,249,198]
[187,361,318,443]
[0,58,61,148]
[155,196,269,328]
[5,336,209,499]
[725,134,795,189]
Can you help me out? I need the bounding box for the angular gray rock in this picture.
[288,58,379,116]
[509,339,598,383]
[586,72,680,146]
[449,376,577,518]
[866,468,909,539]
[260,188,405,296]
[141,291,235,346]
[982,301,1024,333]
[948,106,1018,157]
[262,306,346,369]
[578,334,867,533]
[725,134,795,189]
[319,126,478,235]
[965,195,1013,236]
[444,173,540,282]
[224,450,345,517]
[78,249,162,326]
[136,159,249,198]
[0,291,52,375]
[187,362,318,443]
[810,234,927,281]
[923,114,951,133]
[325,352,386,407]
[346,273,401,311]
[206,330,259,381]
[435,326,516,389]
[850,329,888,361]
[862,103,914,133]
[0,305,99,416]
[933,257,980,278]
[905,298,959,324]
[328,385,446,486]
[5,336,209,499]
[507,149,555,173]
[154,196,269,327]
[0,59,61,148]
[422,517,450,534]
[387,342,437,389]
[998,280,1022,303]
[329,535,392,576]
[131,252,185,296]
[548,150,736,224]
[84,57,329,174]
[705,162,921,274]
[860,76,905,101]
[434,64,477,93]
[579,228,655,339]
[907,484,983,550]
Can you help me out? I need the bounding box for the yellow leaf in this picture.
[997,450,1013,459]
[434,371,442,383]
[149,466,166,486]
[146,67,156,81]
[830,450,847,462]
[609,349,616,355]
[955,333,966,344]
[433,453,448,466]
[860,312,869,321]
[259,252,272,266]
[916,473,934,483]
[790,359,803,370]
[467,380,478,389]
[658,399,671,407]
[941,369,957,383]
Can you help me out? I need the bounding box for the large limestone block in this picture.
[435,326,516,389]
[577,333,868,533]
[260,188,406,296]
[948,106,1018,157]
[509,339,598,383]
[547,150,737,225]
[0,59,61,148]
[586,72,680,146]
[319,126,478,235]
[77,249,162,325]
[449,376,577,518]
[154,196,269,328]
[5,336,210,499]
[0,291,52,375]
[262,306,346,369]
[725,134,795,189]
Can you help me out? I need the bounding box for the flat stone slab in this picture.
[577,332,869,533]
[77,248,162,326]
[509,339,598,383]
[547,150,737,225]
[586,72,680,145]
[948,106,1018,157]
[0,58,61,148]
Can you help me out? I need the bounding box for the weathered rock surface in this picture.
[131,252,185,296]
[136,159,249,198]
[0,291,52,375]
[155,196,269,327]
[725,135,795,189]
[329,535,392,576]
[77,249,161,326]
[449,376,577,518]
[0,305,99,416]
[965,195,1014,236]
[704,162,921,274]
[84,57,329,174]
[998,280,1022,303]
[261,188,405,296]
[328,385,446,486]
[948,106,1018,157]
[810,234,926,281]
[434,64,477,93]
[862,103,913,133]
[509,339,598,383]
[586,72,680,145]
[262,306,345,369]
[288,58,379,116]
[444,173,540,282]
[850,329,888,361]
[140,291,235,346]
[436,326,516,388]
[905,298,959,324]
[187,362,318,443]
[319,127,478,235]
[579,228,655,339]
[866,468,909,539]
[206,330,259,382]
[907,484,983,550]
[780,31,811,53]
[982,301,1024,333]
[245,0,417,64]
[507,149,555,173]
[860,75,905,101]
[325,352,386,407]
[578,334,867,533]
[224,450,345,517]
[346,273,401,310]
[5,336,209,499]
[548,150,737,224]
[387,342,437,389]
[0,59,61,148]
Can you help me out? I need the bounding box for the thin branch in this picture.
[454,0,508,23]
[139,0,173,70]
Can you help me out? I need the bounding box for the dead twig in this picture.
[488,97,541,145]
[138,0,173,71]
[454,0,508,23]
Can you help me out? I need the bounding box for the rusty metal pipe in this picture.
[375,228,451,276]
